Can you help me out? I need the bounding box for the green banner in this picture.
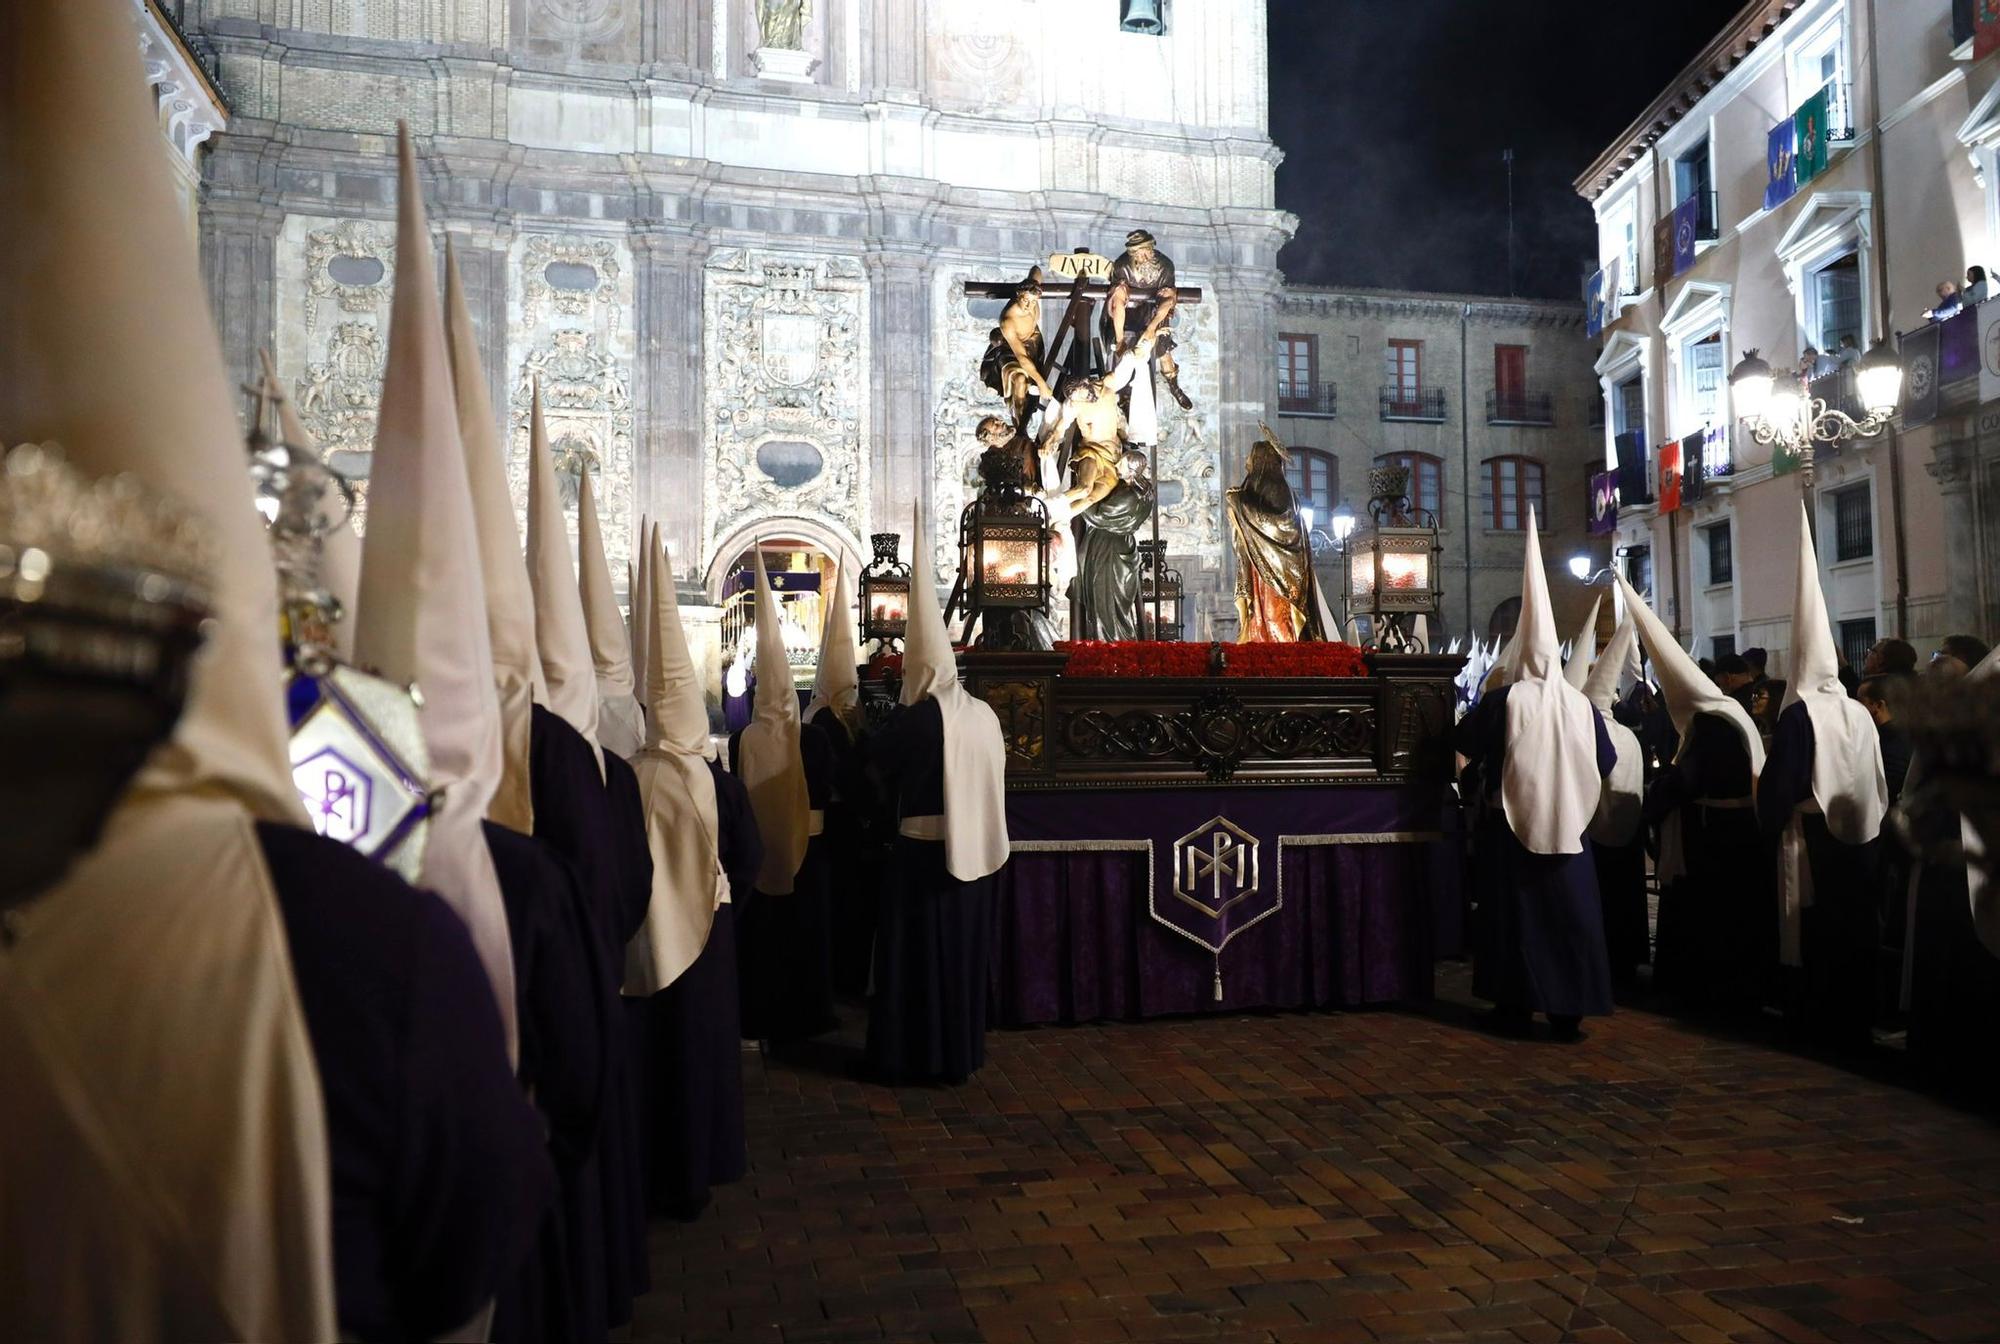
[1771,443,1802,477]
[1794,88,1829,186]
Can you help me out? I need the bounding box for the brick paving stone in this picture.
[631,965,2000,1343]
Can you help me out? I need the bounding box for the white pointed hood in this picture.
[625,526,727,996]
[1498,510,1603,855]
[805,562,863,738]
[444,241,539,833]
[524,381,603,768]
[739,548,811,894]
[1563,595,1602,690]
[353,126,517,1058]
[1781,504,1886,844]
[1583,615,1645,847]
[261,348,361,663]
[1615,571,1764,776]
[576,465,645,759]
[629,515,651,706]
[904,505,1011,880]
[0,3,332,1334]
[1583,617,1639,715]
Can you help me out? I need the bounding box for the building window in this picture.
[1384,338,1422,402]
[1626,546,1653,601]
[1711,633,1737,660]
[1790,14,1849,138]
[1285,449,1338,520]
[1833,483,1873,562]
[1682,330,1725,433]
[1838,618,1877,672]
[1673,137,1716,239]
[1809,252,1862,355]
[1613,373,1646,445]
[1376,451,1443,522]
[1605,198,1639,293]
[1117,0,1167,35]
[1485,456,1545,531]
[1277,334,1332,414]
[1705,520,1733,584]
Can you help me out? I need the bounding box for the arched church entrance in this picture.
[706,520,860,733]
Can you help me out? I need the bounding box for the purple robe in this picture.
[628,759,761,1219]
[1454,685,1617,1019]
[861,696,996,1084]
[1757,702,1881,1045]
[528,704,645,1328]
[728,722,837,1041]
[811,707,878,997]
[258,823,552,1343]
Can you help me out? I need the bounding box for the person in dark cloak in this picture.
[863,505,1011,1084]
[1581,616,1651,986]
[803,561,876,996]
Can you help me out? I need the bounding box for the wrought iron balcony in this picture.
[1278,381,1338,417]
[1485,389,1554,426]
[1379,386,1447,423]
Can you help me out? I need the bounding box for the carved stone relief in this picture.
[701,248,869,575]
[507,231,638,582]
[277,215,396,482]
[926,0,1039,109]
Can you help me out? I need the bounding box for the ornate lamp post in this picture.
[858,532,910,653]
[958,453,1053,651]
[1728,342,1904,496]
[1345,466,1442,653]
[1136,539,1184,641]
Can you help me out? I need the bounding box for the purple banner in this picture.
[1588,469,1618,534]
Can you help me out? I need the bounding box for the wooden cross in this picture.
[962,274,1203,385]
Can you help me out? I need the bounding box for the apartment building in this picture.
[1576,0,1997,671]
[1273,288,1604,646]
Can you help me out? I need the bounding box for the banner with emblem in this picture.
[1978,0,2000,60]
[1671,194,1700,276]
[1901,322,1942,429]
[1658,439,1683,514]
[1980,301,2000,407]
[1765,118,1797,210]
[1588,470,1618,535]
[1794,88,1830,187]
[1680,430,1709,504]
[1585,267,1606,337]
[1652,217,1674,291]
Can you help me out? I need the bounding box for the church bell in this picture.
[1119,0,1164,36]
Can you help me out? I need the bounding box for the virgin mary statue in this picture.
[1225,424,1327,643]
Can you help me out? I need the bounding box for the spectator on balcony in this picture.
[1835,335,1861,368]
[1925,280,1962,322]
[1967,266,1994,305]
[1800,346,1837,379]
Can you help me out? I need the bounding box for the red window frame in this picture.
[1376,451,1443,523]
[1277,333,1316,403]
[1485,455,1545,531]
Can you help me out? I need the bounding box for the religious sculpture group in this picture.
[959,230,1321,648]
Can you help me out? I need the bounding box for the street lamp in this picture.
[957,451,1052,651]
[858,532,910,652]
[1567,555,1592,582]
[1729,341,1904,492]
[1346,466,1442,653]
[1136,540,1184,641]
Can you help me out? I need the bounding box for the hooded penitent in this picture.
[1563,594,1602,691]
[1582,616,1645,847]
[904,504,1011,880]
[1614,571,1765,775]
[576,466,646,759]
[444,241,541,834]
[261,348,361,662]
[524,381,603,769]
[353,126,518,1059]
[624,525,727,996]
[804,562,862,737]
[1776,503,1888,964]
[0,0,333,1335]
[739,549,811,894]
[1497,510,1603,856]
[629,517,651,706]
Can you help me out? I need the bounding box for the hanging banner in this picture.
[1615,431,1651,505]
[1794,88,1830,186]
[1588,470,1619,535]
[1658,440,1683,514]
[1585,268,1606,337]
[1981,299,2000,407]
[1672,194,1700,275]
[1652,217,1674,291]
[1901,321,1941,430]
[1764,119,1797,210]
[1680,430,1709,504]
[1978,0,2000,59]
[1771,442,1802,476]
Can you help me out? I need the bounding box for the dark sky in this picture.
[1268,0,1751,300]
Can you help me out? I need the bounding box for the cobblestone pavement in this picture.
[634,969,2000,1343]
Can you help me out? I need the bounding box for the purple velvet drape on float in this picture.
[996,785,1453,1027]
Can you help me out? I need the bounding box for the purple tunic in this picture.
[1454,685,1617,1019]
[812,707,879,998]
[258,823,552,1343]
[728,722,838,1041]
[628,759,762,1219]
[1757,702,1881,1044]
[862,696,996,1084]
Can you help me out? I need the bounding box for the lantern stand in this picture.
[1728,342,1903,541]
[957,451,1054,653]
[858,531,911,655]
[1136,539,1184,641]
[1346,465,1442,654]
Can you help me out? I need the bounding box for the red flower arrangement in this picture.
[1054,641,1367,679]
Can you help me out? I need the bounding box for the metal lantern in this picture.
[858,531,910,651]
[1346,464,1441,653]
[958,451,1052,651]
[1137,539,1184,641]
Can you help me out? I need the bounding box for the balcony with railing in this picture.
[1278,381,1338,417]
[1485,389,1554,426]
[1379,386,1447,423]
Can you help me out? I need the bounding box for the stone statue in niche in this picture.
[759,0,809,50]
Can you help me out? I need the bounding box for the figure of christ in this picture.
[978,266,1051,433]
[1037,337,1154,515]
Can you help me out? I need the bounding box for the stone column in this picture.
[1928,434,1980,636]
[440,222,515,436]
[863,245,934,542]
[199,190,285,399]
[632,221,710,577]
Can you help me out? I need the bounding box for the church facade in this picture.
[184,0,1292,638]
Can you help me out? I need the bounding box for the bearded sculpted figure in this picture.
[760,0,809,49]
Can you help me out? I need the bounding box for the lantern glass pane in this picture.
[1348,549,1375,602]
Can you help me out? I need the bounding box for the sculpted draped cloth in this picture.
[1226,475,1326,644]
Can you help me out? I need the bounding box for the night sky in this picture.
[1268,0,1751,299]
